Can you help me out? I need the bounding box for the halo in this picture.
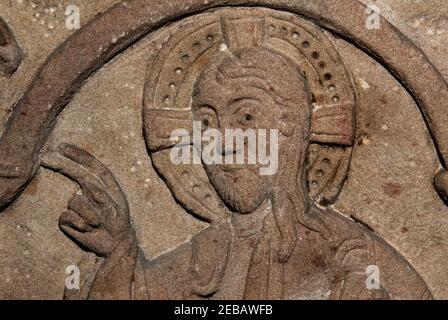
[143,8,356,221]
[1,0,446,215]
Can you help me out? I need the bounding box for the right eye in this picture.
[194,105,217,129]
[197,114,215,131]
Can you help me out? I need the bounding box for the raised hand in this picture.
[41,143,136,257]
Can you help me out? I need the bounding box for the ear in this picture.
[143,109,193,152]
[278,110,295,137]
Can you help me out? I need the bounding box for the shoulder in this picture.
[143,221,232,299]
[307,204,374,243]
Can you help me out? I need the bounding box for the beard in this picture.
[205,164,270,214]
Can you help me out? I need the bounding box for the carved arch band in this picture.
[1,0,448,210]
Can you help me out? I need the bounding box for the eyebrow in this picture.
[228,97,261,107]
[193,103,217,112]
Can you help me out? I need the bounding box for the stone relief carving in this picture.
[1,1,448,299]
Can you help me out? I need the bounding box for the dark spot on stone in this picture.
[382,182,402,197]
[312,255,326,268]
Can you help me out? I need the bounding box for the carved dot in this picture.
[245,114,253,121]
[202,119,209,127]
[316,170,324,178]
[323,158,331,165]
[280,27,288,35]
[292,32,300,39]
[319,62,326,69]
[311,181,318,187]
[328,85,336,91]
[332,96,340,103]
[175,68,183,75]
[324,73,332,81]
[206,35,214,42]
[302,41,310,48]
[164,96,170,104]
[169,83,176,90]
[312,52,320,59]
[193,42,201,49]
[269,24,276,32]
[181,55,189,62]
[193,184,201,194]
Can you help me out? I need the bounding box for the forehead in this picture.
[193,68,275,111]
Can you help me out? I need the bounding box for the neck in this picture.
[231,198,271,238]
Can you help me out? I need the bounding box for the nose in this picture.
[215,117,233,156]
[216,117,253,159]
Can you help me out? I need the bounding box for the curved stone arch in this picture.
[1,0,448,210]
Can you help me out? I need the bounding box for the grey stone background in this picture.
[0,0,447,299]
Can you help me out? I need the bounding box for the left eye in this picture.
[244,114,254,122]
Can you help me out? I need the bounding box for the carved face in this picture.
[192,48,309,214]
